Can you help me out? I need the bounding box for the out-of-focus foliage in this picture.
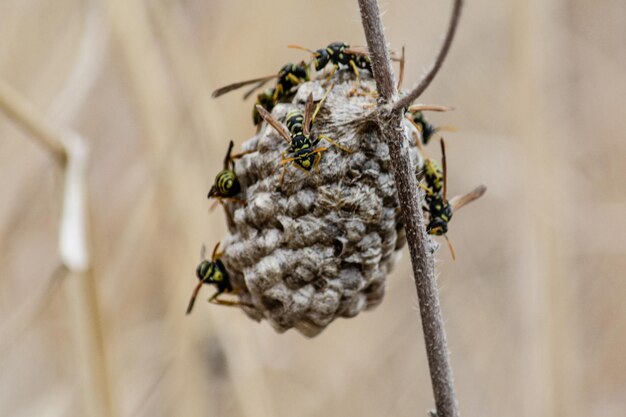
[1,1,625,416]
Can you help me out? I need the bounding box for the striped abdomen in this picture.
[209,169,241,198]
[285,109,304,135]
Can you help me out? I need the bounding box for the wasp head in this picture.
[196,260,216,283]
[427,217,449,236]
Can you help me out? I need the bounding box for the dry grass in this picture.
[1,0,625,416]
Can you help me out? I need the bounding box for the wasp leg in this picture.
[311,148,329,172]
[219,197,247,205]
[279,150,292,187]
[317,134,352,154]
[281,156,314,176]
[229,148,256,161]
[208,199,220,212]
[348,60,371,97]
[209,197,246,212]
[272,84,284,102]
[418,182,436,196]
[350,60,361,85]
[208,291,249,308]
[323,66,337,85]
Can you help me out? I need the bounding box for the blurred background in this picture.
[1,0,625,416]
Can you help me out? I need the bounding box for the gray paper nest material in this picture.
[220,71,426,337]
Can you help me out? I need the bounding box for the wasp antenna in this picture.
[288,44,315,54]
[408,104,454,113]
[444,235,456,260]
[224,141,235,170]
[186,282,204,314]
[440,138,448,201]
[199,244,206,261]
[211,242,221,261]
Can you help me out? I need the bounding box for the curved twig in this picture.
[393,0,463,111]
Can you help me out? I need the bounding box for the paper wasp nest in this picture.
[220,72,425,337]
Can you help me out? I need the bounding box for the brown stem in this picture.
[393,0,463,111]
[357,0,397,101]
[357,1,461,416]
[0,78,114,417]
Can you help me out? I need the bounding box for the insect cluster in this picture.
[188,42,485,336]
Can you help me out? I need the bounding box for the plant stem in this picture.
[393,0,464,112]
[356,1,462,416]
[0,78,114,417]
[357,0,397,101]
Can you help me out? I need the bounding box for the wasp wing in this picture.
[212,74,277,98]
[302,93,314,137]
[344,46,370,57]
[449,184,487,211]
[407,104,454,113]
[345,46,404,62]
[288,44,315,53]
[242,78,273,99]
[255,105,292,143]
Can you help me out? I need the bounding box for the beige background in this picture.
[1,0,625,416]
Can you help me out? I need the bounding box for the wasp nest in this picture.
[220,71,427,337]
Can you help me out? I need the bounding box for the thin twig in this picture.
[356,1,461,416]
[393,0,463,111]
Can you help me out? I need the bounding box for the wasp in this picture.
[208,140,253,206]
[414,136,486,259]
[252,88,277,126]
[290,42,405,91]
[186,243,246,314]
[289,42,372,93]
[405,104,455,145]
[255,84,352,186]
[212,62,309,127]
[289,42,372,78]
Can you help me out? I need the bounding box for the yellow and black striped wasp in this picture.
[405,104,456,145]
[186,242,246,314]
[413,133,486,259]
[255,84,352,186]
[289,42,404,92]
[208,140,252,206]
[212,62,310,127]
[289,42,372,79]
[252,88,277,126]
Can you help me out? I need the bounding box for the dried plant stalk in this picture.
[0,79,114,417]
